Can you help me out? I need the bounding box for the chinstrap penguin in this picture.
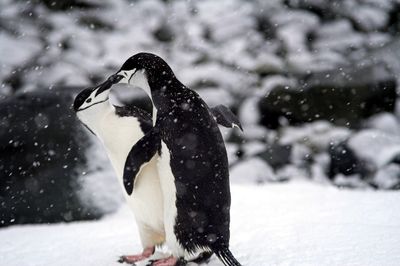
[105,53,243,266]
[73,76,166,264]
[73,74,242,265]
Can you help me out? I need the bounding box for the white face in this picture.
[77,87,110,111]
[117,69,152,100]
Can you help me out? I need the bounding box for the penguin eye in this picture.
[86,98,92,103]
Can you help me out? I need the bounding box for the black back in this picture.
[115,104,153,133]
[153,79,232,252]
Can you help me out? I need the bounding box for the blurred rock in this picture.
[257,143,292,169]
[279,121,351,151]
[349,5,389,32]
[333,174,370,189]
[258,62,396,128]
[348,129,400,168]
[255,14,276,40]
[312,20,364,53]
[78,16,114,31]
[153,23,175,42]
[230,157,278,183]
[32,0,99,10]
[373,164,400,189]
[1,0,400,192]
[0,32,42,91]
[286,50,347,74]
[365,112,400,136]
[333,129,400,189]
[273,9,319,54]
[241,141,266,157]
[288,0,394,32]
[0,88,121,227]
[371,37,400,82]
[328,141,367,179]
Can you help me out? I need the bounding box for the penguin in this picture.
[73,74,242,265]
[73,76,166,264]
[104,53,243,266]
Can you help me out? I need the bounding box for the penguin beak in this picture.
[94,74,123,96]
[108,73,124,84]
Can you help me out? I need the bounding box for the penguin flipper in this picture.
[123,128,161,195]
[211,105,243,131]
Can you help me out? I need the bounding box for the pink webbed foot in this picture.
[118,246,155,264]
[151,256,179,266]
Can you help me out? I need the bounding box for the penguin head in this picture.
[73,74,122,112]
[112,53,176,98]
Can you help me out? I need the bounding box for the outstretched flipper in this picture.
[123,128,161,195]
[211,105,243,131]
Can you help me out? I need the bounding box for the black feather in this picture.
[213,247,242,266]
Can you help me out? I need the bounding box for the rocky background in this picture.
[1,0,400,226]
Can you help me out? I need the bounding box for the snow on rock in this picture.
[196,88,235,108]
[239,124,268,141]
[0,33,41,68]
[273,9,319,48]
[0,32,42,82]
[373,164,400,189]
[311,157,330,183]
[230,157,277,183]
[348,129,400,168]
[260,75,298,95]
[365,32,391,49]
[313,19,365,53]
[365,112,400,137]
[179,62,252,94]
[239,96,262,127]
[286,50,348,73]
[291,143,312,166]
[260,60,397,129]
[275,164,308,181]
[196,0,254,43]
[241,141,267,158]
[333,174,371,189]
[240,52,285,75]
[348,4,389,32]
[1,182,400,266]
[1,0,400,192]
[280,121,351,152]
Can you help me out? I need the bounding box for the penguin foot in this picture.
[118,246,155,264]
[151,256,179,266]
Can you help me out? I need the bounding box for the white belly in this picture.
[99,114,164,237]
[77,102,165,247]
[157,141,184,257]
[124,156,164,233]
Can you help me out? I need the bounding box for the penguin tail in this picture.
[212,246,242,266]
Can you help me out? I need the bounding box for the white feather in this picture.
[76,100,165,248]
[120,70,158,126]
[157,141,182,257]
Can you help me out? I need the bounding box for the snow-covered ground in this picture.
[1,182,399,266]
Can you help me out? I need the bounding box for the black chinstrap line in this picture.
[77,97,109,112]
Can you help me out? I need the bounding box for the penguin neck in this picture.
[130,70,183,124]
[148,79,183,119]
[76,100,114,135]
[143,82,157,127]
[138,81,157,126]
[129,71,158,126]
